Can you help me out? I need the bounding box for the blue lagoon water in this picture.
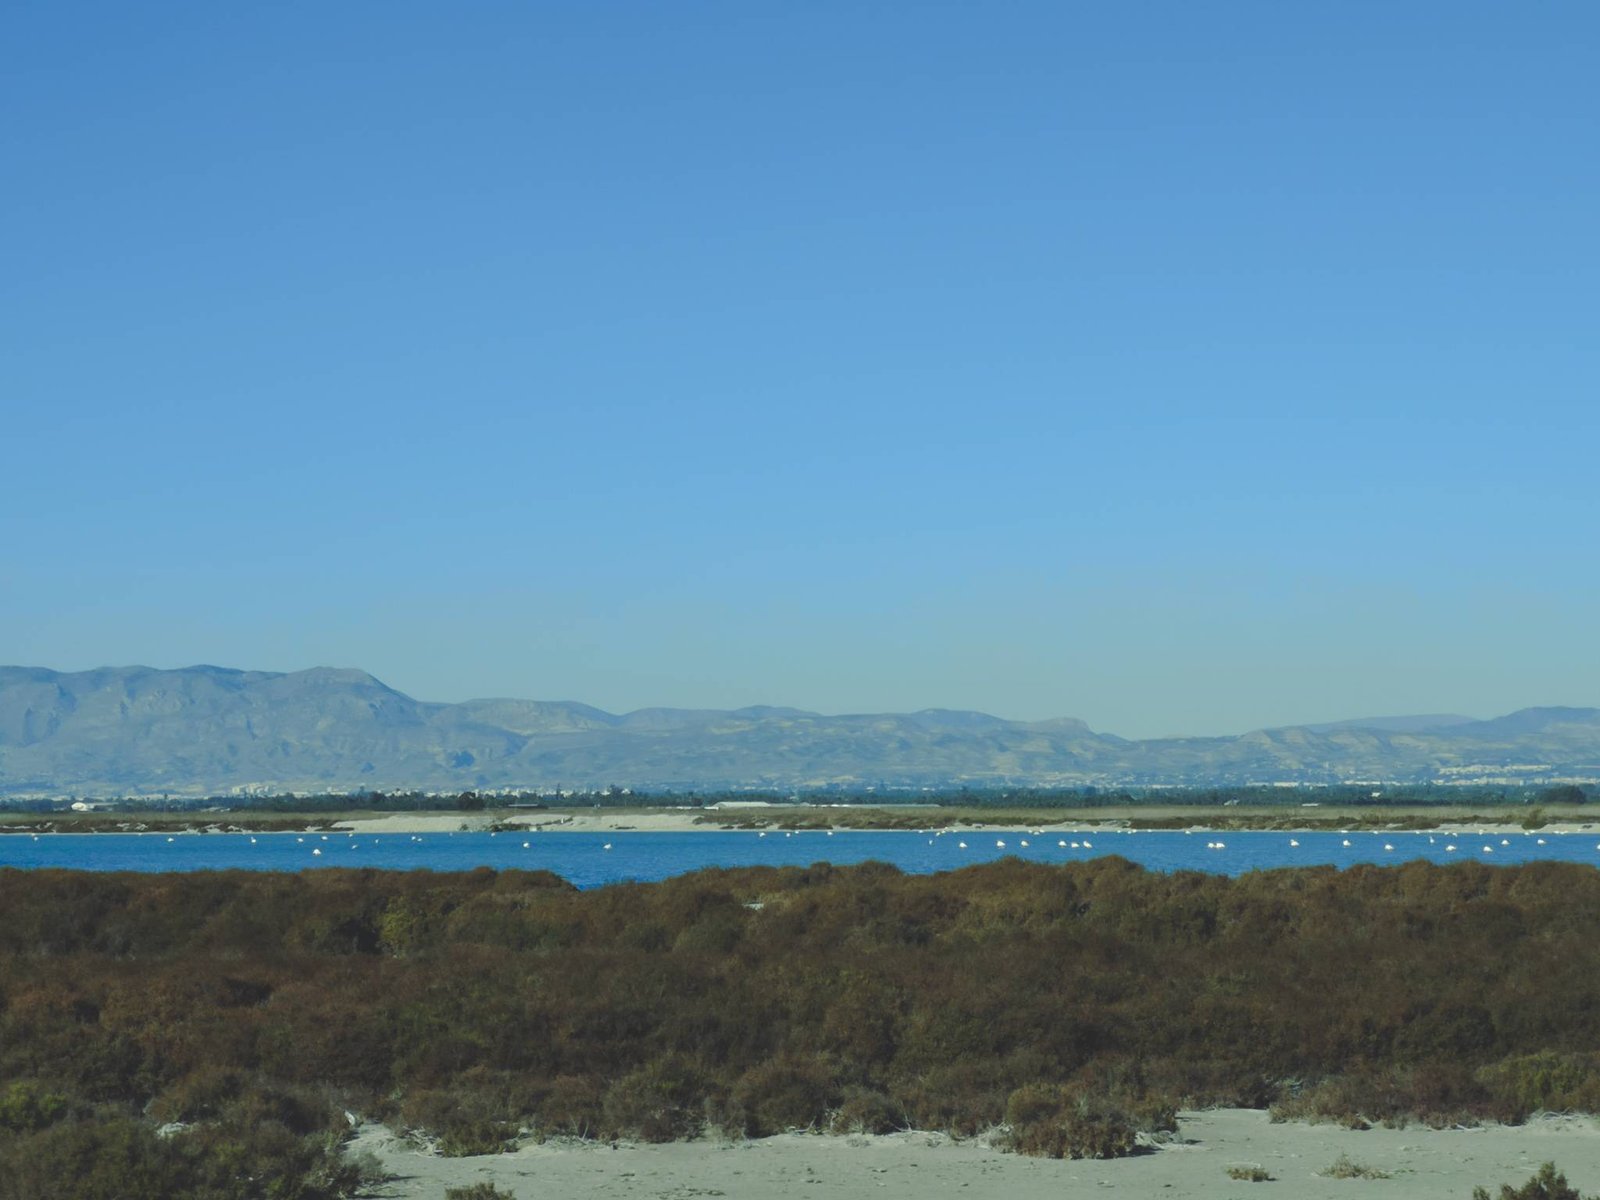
[2,827,1597,888]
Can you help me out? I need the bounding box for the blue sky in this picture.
[5,3,1597,737]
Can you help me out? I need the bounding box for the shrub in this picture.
[436,1121,518,1157]
[728,1056,836,1136]
[1001,1084,1141,1159]
[829,1087,901,1135]
[0,1113,383,1200]
[1536,785,1587,807]
[147,1066,245,1124]
[223,1082,345,1138]
[401,1085,519,1156]
[535,1074,604,1139]
[601,1056,708,1142]
[1478,1054,1600,1119]
[0,1117,173,1200]
[445,1185,517,1200]
[1228,1164,1274,1181]
[1323,1154,1390,1180]
[1269,1065,1487,1129]
[892,1059,1014,1136]
[18,859,1600,1163]
[1472,1162,1593,1200]
[0,1081,68,1133]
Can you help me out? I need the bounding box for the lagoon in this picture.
[2,826,1596,887]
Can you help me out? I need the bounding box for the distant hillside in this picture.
[1,665,1597,797]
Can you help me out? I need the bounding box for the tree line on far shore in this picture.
[2,781,1589,816]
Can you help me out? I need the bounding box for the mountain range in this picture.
[1,665,1597,797]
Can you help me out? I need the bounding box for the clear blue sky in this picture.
[5,3,1597,737]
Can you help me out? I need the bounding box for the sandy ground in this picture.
[334,812,721,835]
[348,1109,1600,1199]
[336,811,1600,837]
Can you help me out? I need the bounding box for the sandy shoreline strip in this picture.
[332,810,1600,837]
[350,1108,1600,1199]
[10,811,1594,838]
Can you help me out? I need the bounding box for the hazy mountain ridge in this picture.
[1,666,1597,797]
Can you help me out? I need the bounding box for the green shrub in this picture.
[671,908,745,954]
[0,1114,382,1200]
[892,1059,1012,1136]
[1478,1054,1600,1119]
[0,1081,68,1133]
[1001,1084,1142,1159]
[436,1121,518,1157]
[1472,1162,1593,1200]
[0,1117,173,1200]
[1269,1063,1489,1129]
[221,1082,342,1138]
[147,1066,245,1124]
[401,1085,519,1155]
[728,1056,836,1136]
[601,1056,708,1142]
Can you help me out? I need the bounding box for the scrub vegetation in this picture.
[1474,1162,1595,1200]
[5,857,1600,1195]
[1323,1153,1391,1179]
[1226,1164,1274,1181]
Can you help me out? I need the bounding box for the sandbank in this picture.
[332,810,1600,837]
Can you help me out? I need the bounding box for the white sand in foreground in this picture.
[350,1109,1600,1200]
